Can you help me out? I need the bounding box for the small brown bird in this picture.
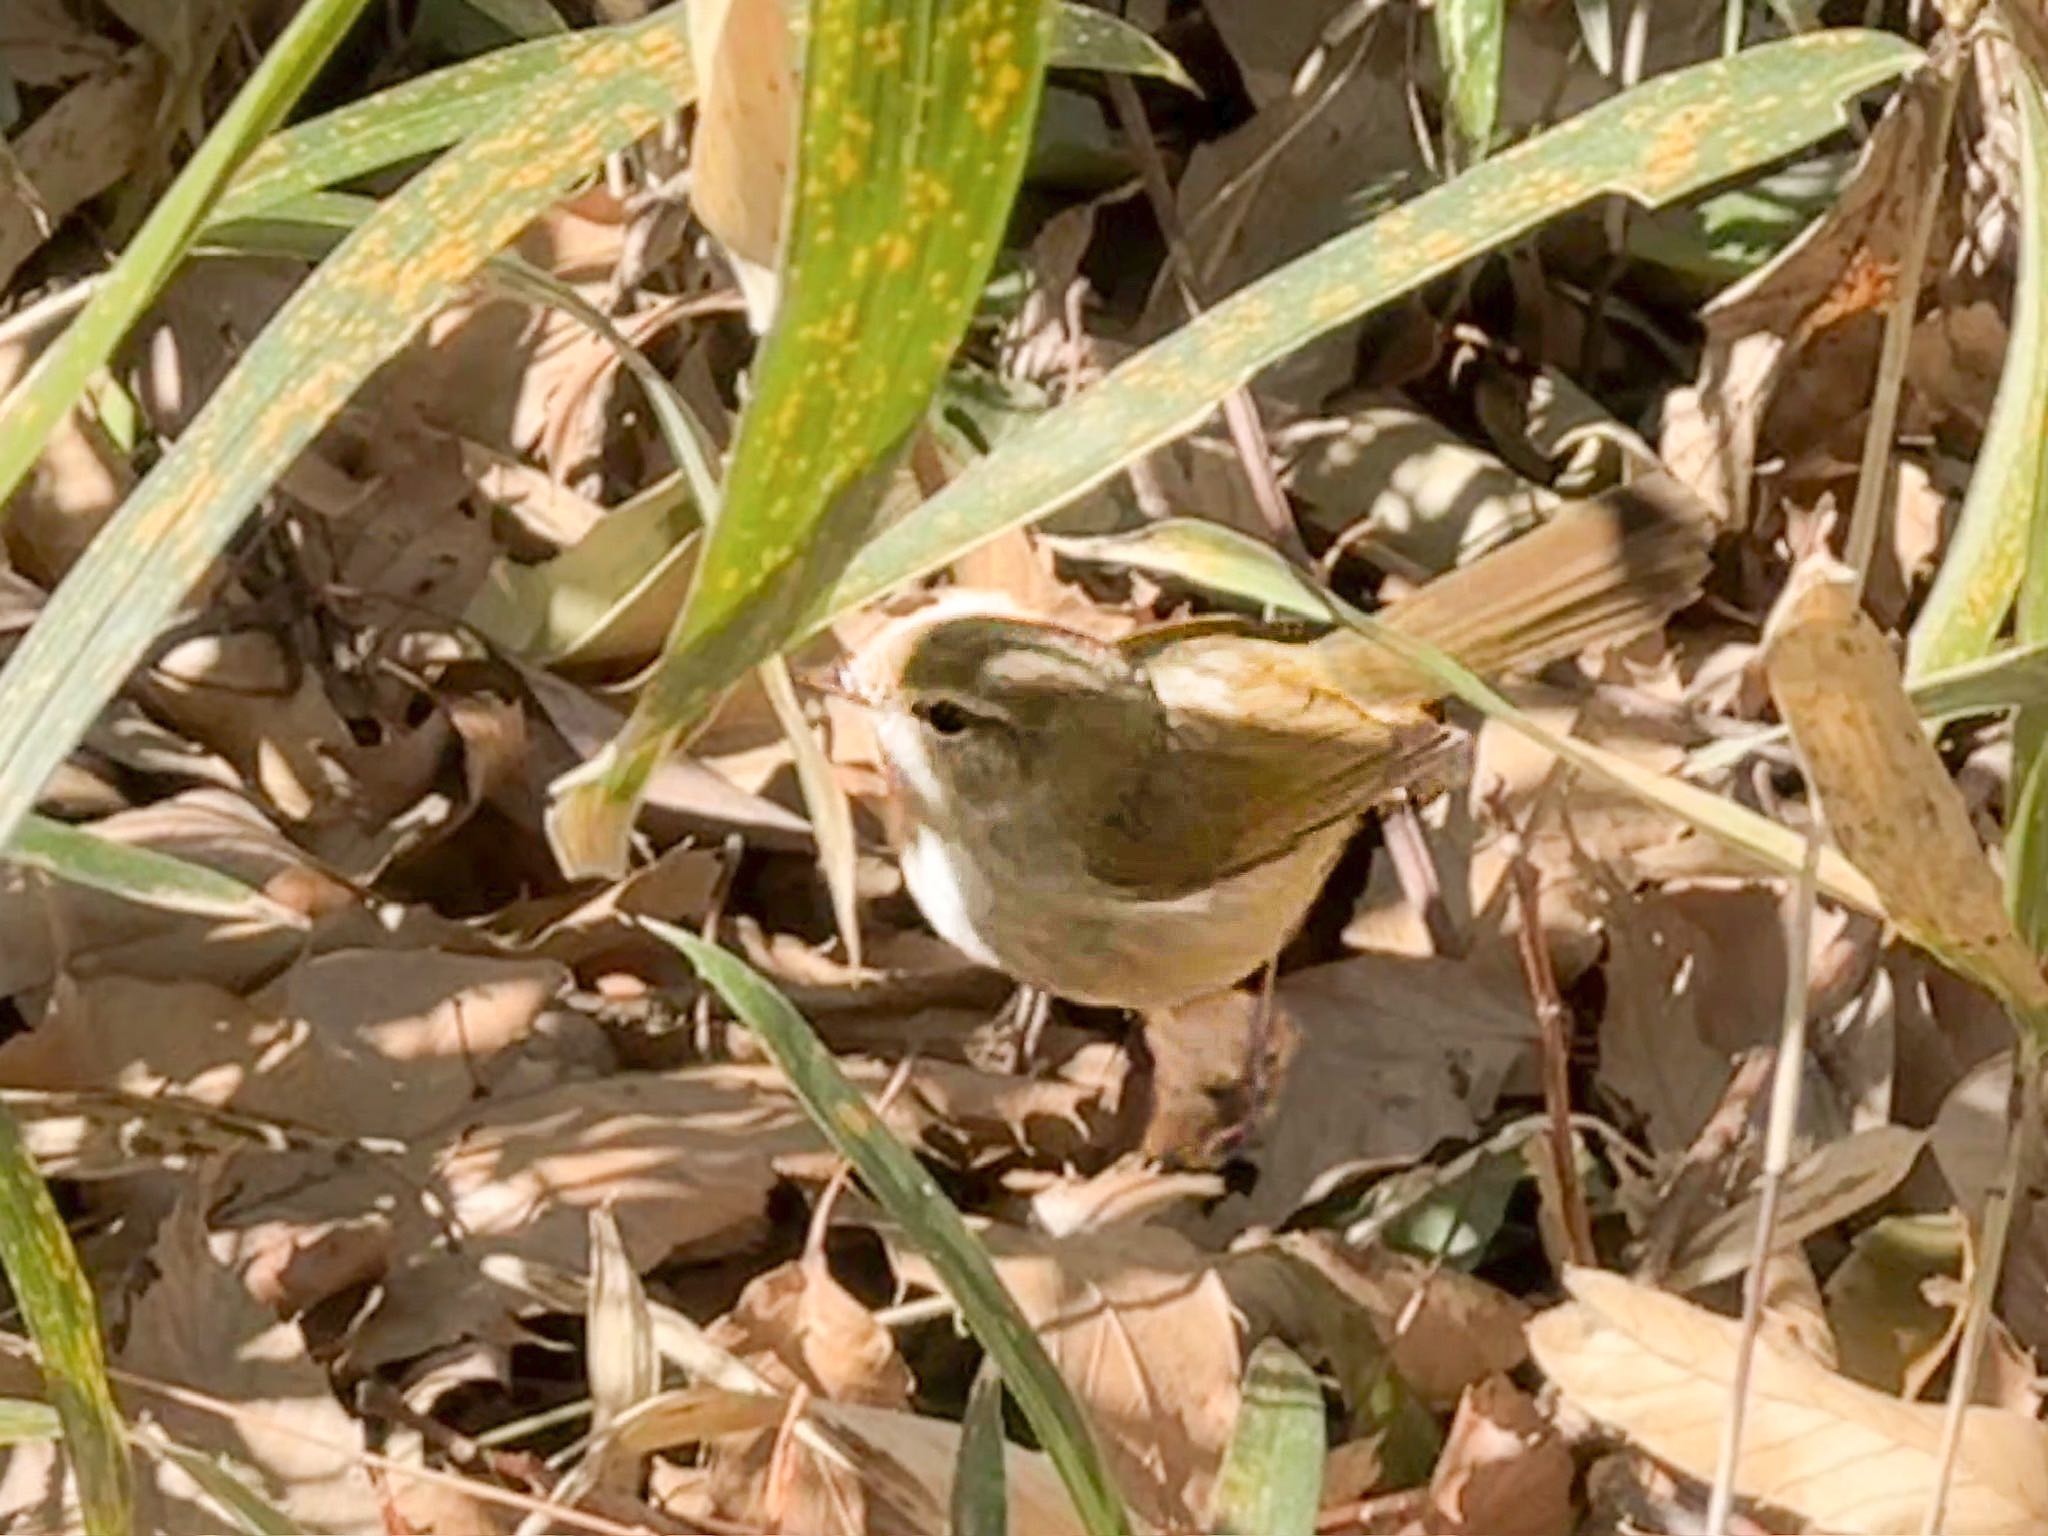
[852,479,1707,1011]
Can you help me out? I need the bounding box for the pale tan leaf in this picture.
[1530,1267,2048,1533]
[1762,556,2048,1015]
[687,0,796,320]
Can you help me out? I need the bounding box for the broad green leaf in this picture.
[549,0,1057,876]
[8,815,306,927]
[803,32,1921,634]
[2003,61,2048,956]
[1210,1341,1324,1536]
[1051,9,1194,92]
[952,1369,1009,1536]
[0,10,699,865]
[1909,61,2048,684]
[0,1111,128,1536]
[0,0,375,516]
[650,924,1131,1536]
[208,3,1175,233]
[1436,0,1505,154]
[208,32,606,226]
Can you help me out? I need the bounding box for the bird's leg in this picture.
[977,984,1052,1074]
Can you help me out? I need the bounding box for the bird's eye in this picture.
[915,698,976,736]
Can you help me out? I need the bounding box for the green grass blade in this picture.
[1210,1340,1325,1536]
[7,815,307,927]
[951,1369,1009,1536]
[1050,8,1195,91]
[647,922,1132,1536]
[802,31,1921,633]
[0,11,698,860]
[1908,60,2048,682]
[136,1432,295,1536]
[0,1111,129,1535]
[206,30,602,226]
[2004,60,2048,954]
[0,0,374,516]
[549,0,1057,876]
[1436,0,1506,154]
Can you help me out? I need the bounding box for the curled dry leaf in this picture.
[1422,1375,1574,1536]
[707,1395,1089,1536]
[686,0,797,319]
[1822,1211,1970,1398]
[1762,555,2048,1019]
[1530,1267,2048,1534]
[708,1256,915,1407]
[890,1221,1241,1530]
[119,1198,380,1536]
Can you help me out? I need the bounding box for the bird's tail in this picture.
[1319,472,1712,701]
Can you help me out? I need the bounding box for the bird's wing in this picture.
[1082,634,1452,898]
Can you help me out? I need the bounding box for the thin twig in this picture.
[1104,74,1312,567]
[1919,1039,2041,1535]
[1490,791,1596,1266]
[1705,830,1823,1536]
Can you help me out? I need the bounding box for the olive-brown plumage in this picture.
[856,477,1708,1009]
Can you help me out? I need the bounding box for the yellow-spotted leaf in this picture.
[549,0,1056,877]
[1763,557,2048,1039]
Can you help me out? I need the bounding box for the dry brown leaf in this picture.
[1658,56,1957,526]
[251,1064,829,1370]
[709,1257,915,1407]
[891,1222,1240,1529]
[0,0,123,86]
[0,48,163,288]
[120,1197,380,1535]
[1597,888,1743,1156]
[713,1397,1090,1536]
[1215,952,1534,1231]
[0,949,570,1140]
[2,395,132,584]
[1531,1266,2048,1533]
[1420,1375,1573,1536]
[1762,556,2048,1015]
[1222,1231,1529,1411]
[0,788,351,1002]
[687,0,796,319]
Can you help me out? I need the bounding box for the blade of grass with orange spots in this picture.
[548,0,1057,877]
[0,7,698,868]
[800,31,1921,632]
